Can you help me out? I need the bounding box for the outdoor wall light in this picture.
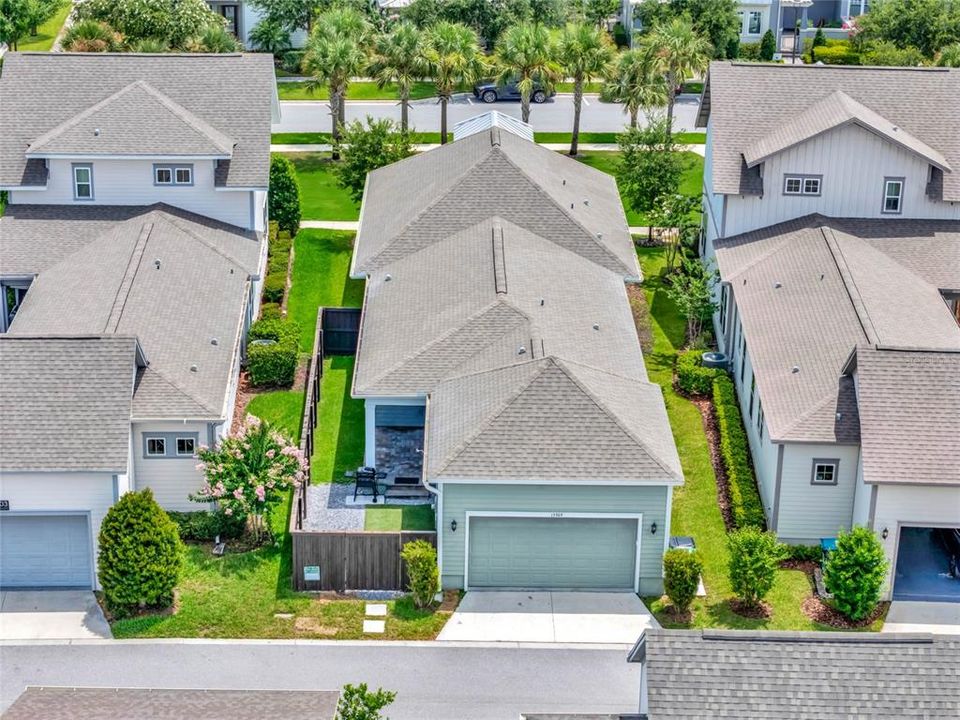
[450,520,458,533]
[882,527,889,540]
[651,522,658,535]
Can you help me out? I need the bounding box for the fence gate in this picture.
[320,308,361,356]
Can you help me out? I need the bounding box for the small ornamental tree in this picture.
[336,683,397,720]
[98,488,183,617]
[759,29,776,61]
[665,257,719,347]
[268,154,302,236]
[727,527,784,609]
[193,415,306,543]
[400,539,439,609]
[824,526,888,622]
[663,548,702,614]
[335,117,413,203]
[617,117,683,219]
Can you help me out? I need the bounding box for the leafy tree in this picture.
[73,0,224,47]
[648,193,700,269]
[98,489,183,617]
[0,0,33,50]
[249,0,321,35]
[617,117,682,216]
[857,0,959,58]
[645,17,712,136]
[303,6,371,159]
[937,42,960,66]
[824,526,888,622]
[184,24,242,52]
[665,256,717,344]
[369,22,428,133]
[603,47,668,128]
[249,17,291,56]
[682,0,740,59]
[863,40,926,65]
[400,539,439,609]
[336,684,396,720]
[61,19,124,51]
[726,527,784,609]
[581,0,619,28]
[494,22,562,124]
[663,548,702,613]
[193,415,306,543]
[24,0,62,37]
[759,28,776,60]
[335,117,413,202]
[268,154,302,235]
[406,0,564,48]
[424,21,487,143]
[557,22,614,155]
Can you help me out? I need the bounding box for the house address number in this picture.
[549,512,563,518]
[0,500,9,511]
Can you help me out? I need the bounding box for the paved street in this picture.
[274,93,702,134]
[0,640,640,719]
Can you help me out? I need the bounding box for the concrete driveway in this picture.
[883,601,960,634]
[437,591,658,645]
[0,591,112,641]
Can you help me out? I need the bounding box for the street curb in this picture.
[0,637,632,650]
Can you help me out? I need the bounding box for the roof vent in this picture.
[583,199,590,206]
[539,298,545,306]
[154,258,161,270]
[774,281,782,289]
[836,412,843,421]
[384,273,392,282]
[570,203,574,209]
[211,338,219,346]
[791,365,800,374]
[562,179,566,186]
[94,128,101,137]
[190,364,198,372]
[518,345,526,355]
[820,273,825,281]
[593,323,600,331]
[596,232,603,240]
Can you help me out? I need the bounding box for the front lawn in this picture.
[278,80,446,101]
[287,153,359,221]
[636,246,882,631]
[365,505,436,531]
[17,2,71,51]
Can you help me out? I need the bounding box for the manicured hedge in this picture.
[260,302,282,320]
[246,318,301,387]
[712,375,765,530]
[676,350,721,396]
[167,510,245,541]
[262,272,286,304]
[811,44,862,65]
[784,543,821,563]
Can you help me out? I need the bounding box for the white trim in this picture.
[662,486,673,562]
[215,186,269,192]
[463,510,643,593]
[0,185,47,191]
[437,483,444,580]
[25,153,231,160]
[435,476,682,487]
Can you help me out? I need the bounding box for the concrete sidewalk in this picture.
[882,601,960,634]
[0,591,112,641]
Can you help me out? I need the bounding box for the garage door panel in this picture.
[468,516,638,590]
[0,515,92,589]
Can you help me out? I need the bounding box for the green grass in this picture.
[576,151,704,226]
[286,229,364,349]
[365,505,437,531]
[278,80,448,101]
[636,247,883,631]
[311,355,365,484]
[272,131,706,146]
[17,2,71,51]
[286,153,360,221]
[245,391,304,444]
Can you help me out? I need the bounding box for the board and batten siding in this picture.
[439,483,670,595]
[132,421,209,511]
[0,471,116,589]
[724,123,960,238]
[775,442,860,543]
[12,159,254,230]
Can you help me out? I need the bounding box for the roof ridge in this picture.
[104,221,153,333]
[823,227,881,345]
[135,82,235,154]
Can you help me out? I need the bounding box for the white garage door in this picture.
[467,516,639,590]
[0,514,93,589]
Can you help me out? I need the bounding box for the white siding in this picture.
[724,124,960,237]
[776,443,861,542]
[850,453,872,527]
[132,421,208,511]
[0,471,115,589]
[703,118,725,246]
[736,3,771,43]
[875,483,960,599]
[31,158,254,229]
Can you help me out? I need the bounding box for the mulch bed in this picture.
[687,393,736,532]
[437,590,461,613]
[231,371,256,433]
[780,559,818,575]
[802,596,889,629]
[96,590,180,624]
[728,599,772,620]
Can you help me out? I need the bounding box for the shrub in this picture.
[73,0,222,47]
[246,318,300,386]
[97,489,183,617]
[267,248,290,275]
[167,509,245,541]
[262,272,286,304]
[663,548,702,613]
[260,302,282,320]
[824,526,888,621]
[759,29,776,61]
[784,543,821,563]
[400,539,439,609]
[268,154,301,236]
[336,117,414,203]
[184,24,242,53]
[712,375,765,529]
[611,22,628,49]
[727,527,784,608]
[281,49,307,74]
[863,41,925,66]
[249,317,299,344]
[675,349,721,396]
[811,44,862,65]
[336,683,396,720]
[738,42,761,60]
[62,19,124,52]
[937,42,960,67]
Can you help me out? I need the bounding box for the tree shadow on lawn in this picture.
[645,270,687,353]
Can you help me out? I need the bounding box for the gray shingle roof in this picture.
[701,62,960,200]
[2,687,340,720]
[639,629,960,719]
[0,336,138,472]
[713,216,960,443]
[0,52,273,188]
[851,346,960,486]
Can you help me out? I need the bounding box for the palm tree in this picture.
[494,22,561,125]
[303,8,371,159]
[603,47,668,129]
[424,22,487,144]
[369,22,428,134]
[557,22,614,156]
[645,18,711,136]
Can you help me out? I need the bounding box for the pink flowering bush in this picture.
[192,415,306,544]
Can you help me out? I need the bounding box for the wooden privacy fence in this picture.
[292,531,437,592]
[320,307,361,356]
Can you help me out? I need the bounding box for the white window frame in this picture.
[748,10,762,35]
[176,437,196,457]
[811,459,840,486]
[72,163,93,201]
[146,437,166,457]
[155,167,173,184]
[153,164,194,186]
[784,174,822,196]
[883,177,904,214]
[803,177,821,195]
[175,167,193,185]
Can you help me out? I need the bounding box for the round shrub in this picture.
[824,526,888,622]
[727,527,784,609]
[262,272,286,304]
[400,539,439,609]
[663,548,702,614]
[97,489,183,617]
[268,154,302,236]
[760,30,776,61]
[675,349,720,396]
[246,318,300,387]
[260,302,282,320]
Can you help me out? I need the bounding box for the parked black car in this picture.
[472,79,555,104]
[935,528,960,578]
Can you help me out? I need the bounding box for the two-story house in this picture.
[0,52,277,590]
[206,1,307,49]
[698,62,960,603]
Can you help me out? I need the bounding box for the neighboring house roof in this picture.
[1,687,340,720]
[0,52,273,188]
[25,80,235,158]
[0,335,140,473]
[699,62,960,199]
[454,110,535,143]
[713,216,960,444]
[6,205,261,420]
[352,129,639,278]
[849,346,960,486]
[634,629,960,719]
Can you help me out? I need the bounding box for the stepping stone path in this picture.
[365,603,387,617]
[363,619,386,634]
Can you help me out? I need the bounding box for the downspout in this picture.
[419,394,439,497]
